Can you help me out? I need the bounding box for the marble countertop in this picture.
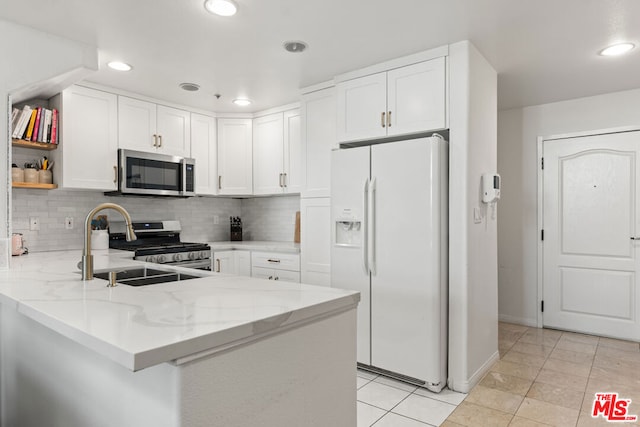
[0,250,358,372]
[208,241,300,254]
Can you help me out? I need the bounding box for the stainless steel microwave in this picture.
[116,149,195,197]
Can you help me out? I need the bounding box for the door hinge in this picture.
[541,300,544,312]
[541,157,544,170]
[541,229,544,241]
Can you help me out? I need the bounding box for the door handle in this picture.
[368,177,376,275]
[381,112,386,128]
[362,178,370,274]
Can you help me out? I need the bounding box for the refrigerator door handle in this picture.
[362,178,370,274]
[368,177,377,275]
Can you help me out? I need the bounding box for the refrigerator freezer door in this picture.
[331,146,372,365]
[370,137,447,385]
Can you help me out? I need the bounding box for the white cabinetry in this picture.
[336,57,446,143]
[190,113,217,195]
[118,96,191,157]
[301,87,336,198]
[251,252,300,283]
[49,85,118,190]
[252,109,301,195]
[212,250,251,276]
[217,118,253,195]
[300,198,331,286]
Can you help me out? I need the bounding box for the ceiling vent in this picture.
[283,41,308,53]
[179,83,200,92]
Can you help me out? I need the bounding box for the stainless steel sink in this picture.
[93,267,201,286]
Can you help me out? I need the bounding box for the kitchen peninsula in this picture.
[0,250,359,427]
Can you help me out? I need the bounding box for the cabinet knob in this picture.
[381,112,386,128]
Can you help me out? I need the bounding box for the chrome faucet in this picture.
[81,203,137,280]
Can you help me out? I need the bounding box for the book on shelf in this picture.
[32,107,42,142]
[12,105,32,139]
[10,108,21,132]
[43,109,52,143]
[24,109,38,140]
[50,109,58,144]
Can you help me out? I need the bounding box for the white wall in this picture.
[448,41,499,392]
[1,19,97,269]
[497,87,640,326]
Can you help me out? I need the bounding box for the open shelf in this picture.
[12,139,58,150]
[12,182,57,190]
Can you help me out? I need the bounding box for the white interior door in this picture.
[543,131,640,341]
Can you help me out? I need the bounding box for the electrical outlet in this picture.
[65,217,74,230]
[29,217,40,231]
[213,215,219,225]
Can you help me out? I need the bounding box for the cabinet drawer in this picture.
[252,267,300,283]
[251,252,300,272]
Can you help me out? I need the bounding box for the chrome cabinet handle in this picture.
[279,173,283,187]
[113,166,117,184]
[153,134,158,147]
[387,111,392,127]
[630,237,640,240]
[283,173,287,188]
[381,112,386,128]
[218,176,222,190]
[215,259,221,272]
[158,135,163,148]
[267,259,281,263]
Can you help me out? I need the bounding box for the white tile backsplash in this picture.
[11,190,300,252]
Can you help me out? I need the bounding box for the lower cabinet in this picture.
[300,198,331,286]
[251,252,300,283]
[212,250,251,275]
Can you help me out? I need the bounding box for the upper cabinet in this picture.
[336,57,446,143]
[252,109,302,195]
[301,87,336,198]
[118,96,191,157]
[191,113,217,196]
[217,118,253,196]
[49,85,119,190]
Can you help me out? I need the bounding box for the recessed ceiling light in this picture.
[107,61,133,72]
[283,41,308,53]
[204,0,237,16]
[599,43,635,56]
[179,82,200,92]
[232,98,252,106]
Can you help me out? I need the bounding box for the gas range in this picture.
[109,220,211,270]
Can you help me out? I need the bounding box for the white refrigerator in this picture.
[330,135,448,392]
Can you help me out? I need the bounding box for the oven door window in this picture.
[126,158,180,191]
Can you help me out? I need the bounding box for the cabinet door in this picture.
[213,250,235,274]
[253,113,284,195]
[118,96,157,151]
[191,113,217,195]
[301,88,336,198]
[217,118,253,195]
[336,72,387,143]
[54,86,118,190]
[387,57,446,136]
[283,108,302,193]
[156,105,191,157]
[235,251,252,276]
[301,198,331,286]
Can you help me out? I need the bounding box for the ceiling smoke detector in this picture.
[179,82,200,92]
[283,41,308,53]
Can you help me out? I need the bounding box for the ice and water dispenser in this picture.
[335,214,362,247]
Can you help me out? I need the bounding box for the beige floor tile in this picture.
[502,350,548,368]
[515,397,579,427]
[447,401,513,427]
[598,337,640,352]
[491,360,541,381]
[542,358,592,378]
[589,365,640,390]
[518,329,562,347]
[577,411,640,426]
[549,348,594,365]
[501,329,528,343]
[441,421,467,427]
[555,340,597,355]
[593,353,640,375]
[536,368,589,392]
[510,342,555,358]
[509,416,555,427]
[526,381,585,410]
[480,371,533,396]
[499,323,530,334]
[465,385,525,414]
[560,332,600,346]
[501,341,518,356]
[595,346,640,364]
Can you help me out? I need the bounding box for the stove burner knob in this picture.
[146,256,157,263]
[173,253,183,262]
[157,255,167,264]
[200,251,208,260]
[188,252,197,260]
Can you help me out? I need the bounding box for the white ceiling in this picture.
[3,0,640,113]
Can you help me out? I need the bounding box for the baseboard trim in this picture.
[447,350,500,393]
[498,314,537,328]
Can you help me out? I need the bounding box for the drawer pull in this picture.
[267,259,281,263]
